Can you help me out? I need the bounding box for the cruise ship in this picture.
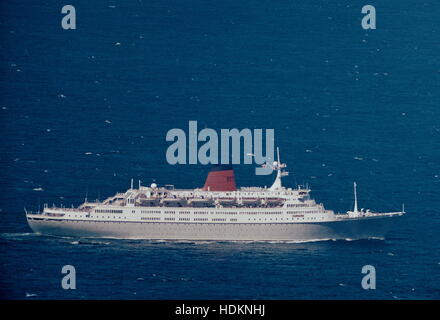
[26,150,405,241]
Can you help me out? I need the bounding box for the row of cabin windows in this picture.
[241,211,283,215]
[162,211,190,214]
[95,209,123,213]
[68,215,325,222]
[249,217,323,221]
[77,215,323,222]
[97,210,287,215]
[95,209,297,216]
[88,216,319,222]
[286,204,309,208]
[287,210,321,214]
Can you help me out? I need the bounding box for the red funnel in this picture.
[202,165,236,191]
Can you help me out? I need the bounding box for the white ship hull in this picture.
[27,214,399,241]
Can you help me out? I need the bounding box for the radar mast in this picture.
[269,147,289,190]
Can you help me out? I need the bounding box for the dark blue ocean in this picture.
[0,0,439,299]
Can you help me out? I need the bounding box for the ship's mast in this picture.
[269,147,288,190]
[353,182,358,213]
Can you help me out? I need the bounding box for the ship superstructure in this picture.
[26,149,404,241]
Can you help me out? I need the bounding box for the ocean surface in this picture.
[0,0,439,299]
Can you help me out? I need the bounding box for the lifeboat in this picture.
[161,197,188,207]
[138,198,160,207]
[188,198,215,207]
[264,198,284,207]
[216,198,237,207]
[241,198,261,207]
